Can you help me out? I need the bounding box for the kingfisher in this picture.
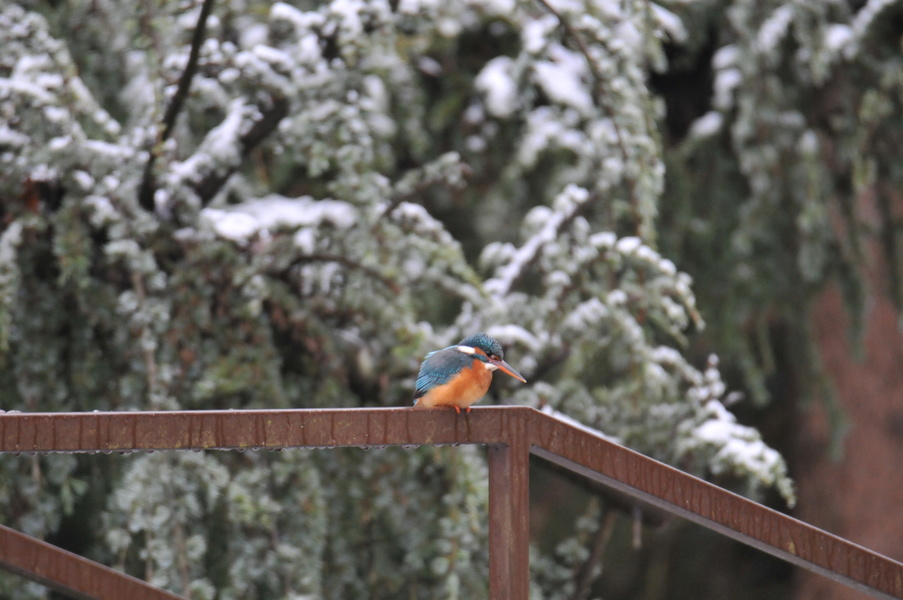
[413,332,527,413]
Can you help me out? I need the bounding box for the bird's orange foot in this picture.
[465,406,472,414]
[452,405,461,414]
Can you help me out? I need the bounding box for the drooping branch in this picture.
[379,155,471,221]
[162,0,216,141]
[533,0,640,228]
[485,188,593,297]
[275,252,401,295]
[573,507,617,600]
[138,0,217,212]
[192,96,289,205]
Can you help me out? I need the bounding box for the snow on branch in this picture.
[138,0,217,211]
[485,184,591,297]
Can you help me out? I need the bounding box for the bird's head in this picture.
[455,333,527,383]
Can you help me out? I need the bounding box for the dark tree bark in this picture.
[793,281,903,599]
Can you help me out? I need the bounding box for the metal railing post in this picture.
[487,418,531,599]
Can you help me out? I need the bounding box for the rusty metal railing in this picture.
[1,407,901,600]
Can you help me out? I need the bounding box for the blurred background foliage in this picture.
[1,0,902,598]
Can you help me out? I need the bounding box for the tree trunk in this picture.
[793,284,903,599]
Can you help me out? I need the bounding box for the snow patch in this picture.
[756,5,794,54]
[201,195,358,244]
[825,24,852,53]
[532,45,592,115]
[614,236,642,254]
[522,15,557,54]
[475,56,518,118]
[650,3,686,42]
[0,221,24,264]
[689,111,723,139]
[712,45,738,70]
[486,324,541,351]
[713,68,742,110]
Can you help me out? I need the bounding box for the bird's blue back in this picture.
[414,347,474,400]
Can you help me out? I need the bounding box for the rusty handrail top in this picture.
[1,406,902,599]
[0,406,527,452]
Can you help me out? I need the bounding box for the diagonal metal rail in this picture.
[0,525,185,600]
[1,407,901,600]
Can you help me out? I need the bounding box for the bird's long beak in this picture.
[492,358,527,383]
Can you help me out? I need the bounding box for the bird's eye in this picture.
[490,355,499,361]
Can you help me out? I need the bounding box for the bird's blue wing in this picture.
[414,348,471,400]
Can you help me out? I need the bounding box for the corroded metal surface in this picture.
[0,407,513,452]
[0,406,901,599]
[529,414,903,600]
[488,414,531,600]
[0,525,185,600]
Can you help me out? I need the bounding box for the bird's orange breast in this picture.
[415,361,493,409]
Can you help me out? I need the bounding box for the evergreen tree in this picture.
[4,0,899,597]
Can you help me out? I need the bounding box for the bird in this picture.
[413,332,527,413]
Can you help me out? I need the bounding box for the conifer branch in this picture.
[192,96,289,205]
[138,0,217,212]
[278,253,401,295]
[573,508,617,600]
[533,0,639,226]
